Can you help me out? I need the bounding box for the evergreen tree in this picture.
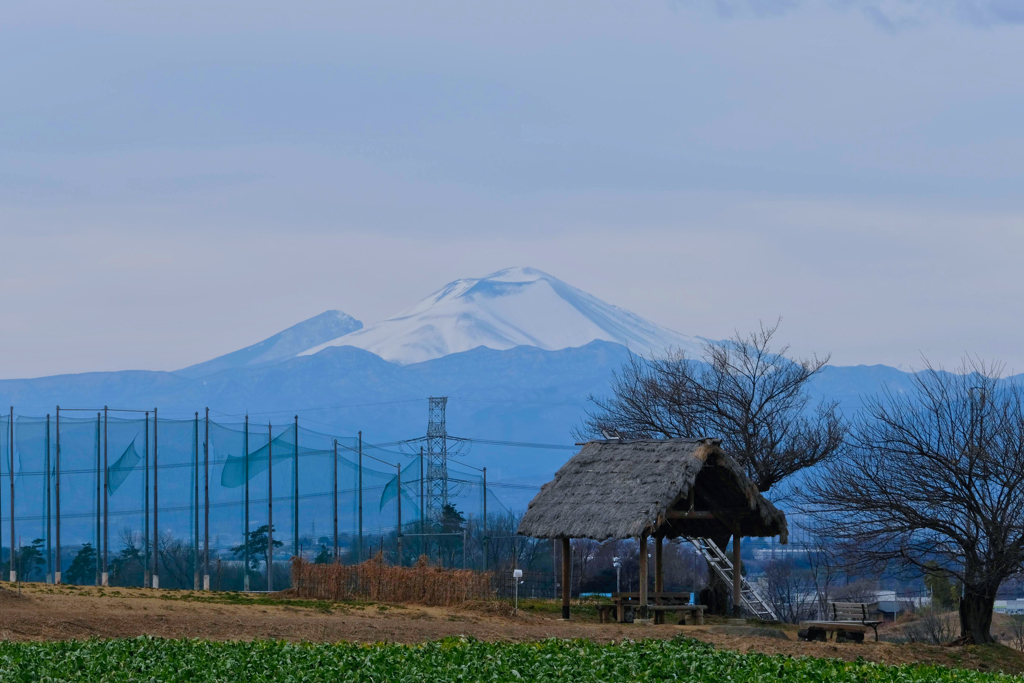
[924,562,961,610]
[65,543,97,585]
[18,538,45,581]
[230,525,282,572]
[314,544,332,564]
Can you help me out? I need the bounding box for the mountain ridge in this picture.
[300,267,702,364]
[177,310,362,379]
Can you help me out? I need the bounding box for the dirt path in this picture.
[2,583,1022,675]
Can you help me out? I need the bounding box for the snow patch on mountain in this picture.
[301,267,701,364]
[178,310,363,378]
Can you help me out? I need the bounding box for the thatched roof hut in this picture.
[517,437,788,620]
[518,437,787,543]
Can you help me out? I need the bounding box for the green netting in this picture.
[0,411,493,588]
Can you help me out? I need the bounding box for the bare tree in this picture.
[1007,616,1024,652]
[805,536,841,619]
[762,559,817,624]
[584,321,845,613]
[156,532,195,590]
[572,539,601,596]
[805,358,1024,644]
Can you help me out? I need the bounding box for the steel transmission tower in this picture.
[425,397,449,524]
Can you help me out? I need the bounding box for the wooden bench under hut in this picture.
[517,437,788,621]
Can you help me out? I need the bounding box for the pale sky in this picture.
[1,1,1023,379]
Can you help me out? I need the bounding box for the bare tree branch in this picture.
[802,357,1024,644]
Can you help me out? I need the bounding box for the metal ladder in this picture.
[688,537,779,621]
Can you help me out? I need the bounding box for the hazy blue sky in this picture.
[2,1,1022,378]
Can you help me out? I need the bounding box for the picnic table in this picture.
[597,592,706,625]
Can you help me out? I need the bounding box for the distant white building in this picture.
[995,599,1024,615]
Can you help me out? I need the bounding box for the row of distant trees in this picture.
[583,320,1024,645]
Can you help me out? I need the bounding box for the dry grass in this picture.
[290,555,494,607]
[4,582,1024,674]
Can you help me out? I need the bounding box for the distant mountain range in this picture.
[300,267,703,365]
[0,266,946,505]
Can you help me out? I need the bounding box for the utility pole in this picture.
[357,431,363,563]
[45,414,51,583]
[55,406,61,585]
[1,411,4,584]
[144,412,150,589]
[293,415,299,560]
[9,406,15,583]
[152,407,159,589]
[396,462,402,567]
[419,447,424,559]
[482,467,487,572]
[102,406,108,586]
[203,408,209,591]
[332,439,338,563]
[243,415,249,592]
[193,412,199,591]
[267,422,274,592]
[95,412,100,586]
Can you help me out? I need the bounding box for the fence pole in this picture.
[95,412,100,586]
[332,439,338,563]
[152,407,159,589]
[419,446,424,559]
[144,412,150,589]
[193,412,199,591]
[46,414,51,583]
[102,406,108,586]
[203,407,210,590]
[55,406,61,584]
[482,467,487,572]
[463,529,466,570]
[8,406,15,582]
[396,463,402,567]
[267,422,273,592]
[1,410,4,583]
[244,415,249,592]
[293,415,299,560]
[358,430,362,565]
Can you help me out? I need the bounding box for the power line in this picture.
[210,399,426,420]
[450,436,577,451]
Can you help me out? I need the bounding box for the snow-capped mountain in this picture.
[300,267,702,364]
[178,310,362,378]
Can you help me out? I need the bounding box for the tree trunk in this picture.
[959,584,998,644]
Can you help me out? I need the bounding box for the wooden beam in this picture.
[638,535,648,620]
[666,510,716,520]
[666,508,751,520]
[561,537,571,620]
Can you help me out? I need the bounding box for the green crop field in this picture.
[0,636,1018,682]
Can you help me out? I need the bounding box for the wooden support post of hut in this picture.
[561,537,570,619]
[638,535,648,620]
[518,437,788,621]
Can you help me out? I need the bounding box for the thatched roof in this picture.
[517,438,788,542]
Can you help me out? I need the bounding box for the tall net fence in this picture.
[0,410,491,591]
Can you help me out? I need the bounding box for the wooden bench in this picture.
[597,592,705,625]
[799,602,882,642]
